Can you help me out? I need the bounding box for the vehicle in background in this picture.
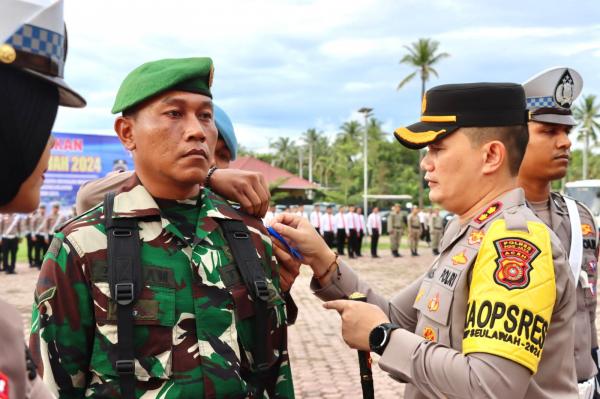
[564,180,600,228]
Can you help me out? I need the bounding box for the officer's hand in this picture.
[31,236,36,242]
[270,213,335,278]
[272,238,301,292]
[324,300,390,351]
[209,168,270,218]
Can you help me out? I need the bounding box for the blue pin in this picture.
[267,226,304,260]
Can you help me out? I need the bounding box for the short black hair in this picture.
[461,125,529,176]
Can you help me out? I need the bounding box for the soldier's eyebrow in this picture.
[161,96,212,109]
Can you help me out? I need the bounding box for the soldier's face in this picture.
[116,90,218,192]
[519,121,571,182]
[422,132,483,214]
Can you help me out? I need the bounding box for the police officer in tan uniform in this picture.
[520,67,599,399]
[408,206,422,256]
[0,0,86,397]
[388,204,404,257]
[429,208,444,255]
[272,83,578,398]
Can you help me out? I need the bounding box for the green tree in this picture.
[573,94,600,179]
[270,137,298,173]
[397,38,449,208]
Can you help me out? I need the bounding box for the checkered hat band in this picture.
[526,96,556,109]
[6,24,64,67]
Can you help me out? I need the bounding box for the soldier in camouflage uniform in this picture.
[30,57,294,398]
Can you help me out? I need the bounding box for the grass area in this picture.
[12,234,431,263]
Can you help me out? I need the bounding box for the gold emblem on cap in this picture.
[0,44,16,64]
[421,95,427,114]
[208,65,214,88]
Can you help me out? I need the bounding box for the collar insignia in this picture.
[474,202,503,224]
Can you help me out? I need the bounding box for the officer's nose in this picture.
[556,128,571,151]
[420,150,434,171]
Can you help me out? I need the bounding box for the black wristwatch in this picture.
[369,323,400,355]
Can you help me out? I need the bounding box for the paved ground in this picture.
[2,246,434,398]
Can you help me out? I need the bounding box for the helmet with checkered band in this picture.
[523,67,582,126]
[1,0,85,107]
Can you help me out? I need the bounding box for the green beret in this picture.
[111,57,214,114]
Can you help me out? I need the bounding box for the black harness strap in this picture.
[218,219,272,395]
[105,192,142,399]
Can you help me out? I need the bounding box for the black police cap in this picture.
[394,83,528,150]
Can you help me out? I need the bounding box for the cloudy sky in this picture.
[54,0,600,152]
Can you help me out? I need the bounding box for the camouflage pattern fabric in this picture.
[29,175,294,398]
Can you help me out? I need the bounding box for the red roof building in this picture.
[230,156,319,190]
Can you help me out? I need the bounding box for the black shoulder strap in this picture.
[217,219,272,393]
[104,192,142,399]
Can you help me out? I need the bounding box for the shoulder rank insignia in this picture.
[474,202,502,224]
[468,230,485,246]
[582,224,594,236]
[423,326,436,342]
[452,250,468,265]
[493,238,540,290]
[427,293,440,312]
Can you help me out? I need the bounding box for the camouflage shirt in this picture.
[30,175,294,398]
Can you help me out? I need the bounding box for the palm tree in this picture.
[270,137,297,172]
[397,38,449,208]
[573,94,600,179]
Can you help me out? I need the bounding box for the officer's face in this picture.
[519,121,571,182]
[116,91,218,196]
[0,136,54,213]
[421,131,483,215]
[214,137,231,169]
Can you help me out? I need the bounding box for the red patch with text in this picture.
[493,238,540,290]
[474,202,502,224]
[0,371,8,399]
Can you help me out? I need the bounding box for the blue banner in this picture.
[41,132,132,206]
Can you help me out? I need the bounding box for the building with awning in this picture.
[229,156,319,201]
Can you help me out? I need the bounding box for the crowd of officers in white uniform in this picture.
[0,203,71,273]
[263,203,446,258]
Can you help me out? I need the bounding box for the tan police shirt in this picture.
[75,171,133,215]
[312,188,578,398]
[531,193,598,381]
[0,299,55,399]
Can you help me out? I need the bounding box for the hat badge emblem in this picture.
[554,70,575,108]
[0,44,16,64]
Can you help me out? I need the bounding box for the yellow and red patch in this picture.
[452,250,468,265]
[468,230,485,245]
[0,371,8,399]
[493,238,540,290]
[582,224,594,236]
[428,293,440,312]
[474,202,503,224]
[423,327,436,342]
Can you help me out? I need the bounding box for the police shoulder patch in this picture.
[493,238,540,290]
[463,218,555,373]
